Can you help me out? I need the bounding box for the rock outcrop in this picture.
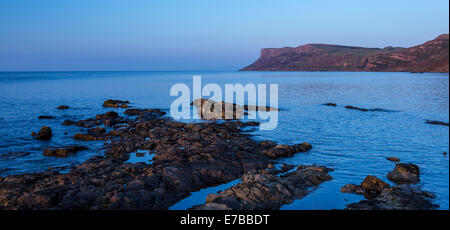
[242,34,449,73]
[43,146,88,157]
[0,107,314,210]
[387,163,420,184]
[35,126,52,140]
[190,165,333,210]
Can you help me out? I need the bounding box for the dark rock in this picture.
[387,157,400,162]
[57,105,70,109]
[90,178,106,187]
[36,126,52,140]
[70,118,100,128]
[38,116,56,119]
[0,105,317,210]
[425,120,449,126]
[341,175,390,197]
[323,103,337,106]
[259,140,276,149]
[73,133,104,141]
[345,185,438,210]
[387,163,420,184]
[43,146,88,157]
[62,120,75,126]
[360,175,390,193]
[341,184,366,195]
[345,105,369,112]
[260,143,312,158]
[1,151,31,159]
[124,108,166,118]
[103,99,130,108]
[241,34,449,73]
[190,165,333,210]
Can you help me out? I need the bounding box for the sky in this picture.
[0,0,448,71]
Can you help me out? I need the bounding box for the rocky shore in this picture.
[0,103,317,210]
[341,162,438,210]
[0,100,442,210]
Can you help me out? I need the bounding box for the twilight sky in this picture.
[0,0,448,71]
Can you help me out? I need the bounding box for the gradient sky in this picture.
[0,0,448,71]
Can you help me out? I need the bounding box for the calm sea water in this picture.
[0,71,448,210]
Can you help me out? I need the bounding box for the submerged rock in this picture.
[36,126,52,140]
[260,143,312,158]
[425,120,449,126]
[38,116,56,119]
[191,98,279,120]
[73,133,105,141]
[343,166,435,210]
[387,157,400,162]
[124,108,166,118]
[190,165,333,210]
[43,146,88,157]
[387,163,420,184]
[323,103,337,106]
[1,152,31,159]
[87,127,106,135]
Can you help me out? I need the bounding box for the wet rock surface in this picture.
[190,165,333,210]
[260,143,312,158]
[35,126,52,140]
[387,157,400,162]
[342,164,437,210]
[0,107,315,210]
[38,116,56,119]
[43,146,88,157]
[102,99,130,108]
[344,105,392,112]
[345,185,438,210]
[341,175,390,198]
[425,120,449,126]
[387,163,420,184]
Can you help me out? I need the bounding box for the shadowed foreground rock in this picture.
[190,165,333,210]
[0,107,314,210]
[345,185,438,210]
[342,167,437,210]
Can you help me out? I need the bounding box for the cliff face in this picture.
[241,34,449,73]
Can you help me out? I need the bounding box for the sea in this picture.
[0,71,448,210]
